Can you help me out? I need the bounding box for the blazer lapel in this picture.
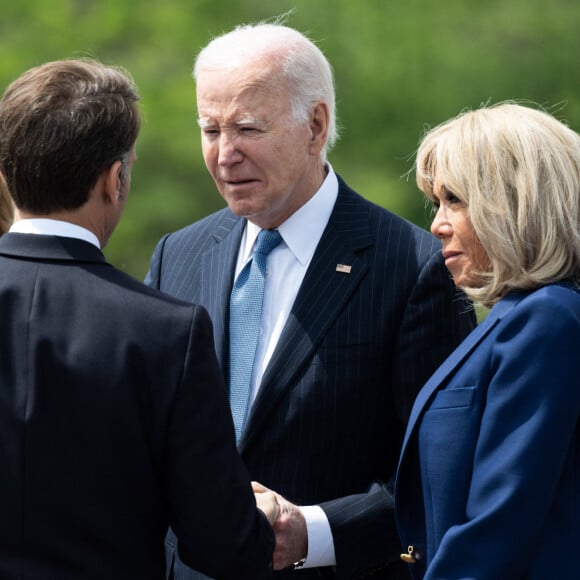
[199,216,244,369]
[240,183,373,450]
[398,293,524,466]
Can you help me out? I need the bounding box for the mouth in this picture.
[222,177,258,185]
[442,251,462,265]
[221,178,260,192]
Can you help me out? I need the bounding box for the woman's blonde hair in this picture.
[416,102,580,308]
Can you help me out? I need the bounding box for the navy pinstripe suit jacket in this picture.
[146,176,476,579]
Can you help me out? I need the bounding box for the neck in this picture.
[14,207,106,247]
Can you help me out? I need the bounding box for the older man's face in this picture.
[196,60,324,230]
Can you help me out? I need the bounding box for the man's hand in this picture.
[253,481,308,570]
[253,481,280,526]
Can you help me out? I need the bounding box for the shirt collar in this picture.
[242,163,339,265]
[9,218,101,249]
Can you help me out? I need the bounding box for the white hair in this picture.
[193,22,339,159]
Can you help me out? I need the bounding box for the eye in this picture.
[240,126,261,134]
[201,128,220,141]
[445,190,462,204]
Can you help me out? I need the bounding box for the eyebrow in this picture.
[197,118,213,129]
[197,117,266,129]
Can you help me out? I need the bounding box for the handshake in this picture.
[253,482,308,571]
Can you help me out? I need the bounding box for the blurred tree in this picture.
[1,0,579,281]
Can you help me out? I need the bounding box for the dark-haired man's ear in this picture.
[103,160,124,203]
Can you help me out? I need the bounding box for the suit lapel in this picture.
[199,216,244,369]
[240,183,373,450]
[398,293,524,466]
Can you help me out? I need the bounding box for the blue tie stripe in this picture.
[229,229,282,441]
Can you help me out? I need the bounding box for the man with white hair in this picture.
[146,22,476,580]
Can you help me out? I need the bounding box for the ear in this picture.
[103,160,124,204]
[308,102,329,156]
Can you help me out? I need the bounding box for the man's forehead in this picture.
[197,83,288,127]
[197,61,287,99]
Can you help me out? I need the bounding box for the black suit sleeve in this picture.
[322,251,475,579]
[164,305,274,579]
[391,250,475,424]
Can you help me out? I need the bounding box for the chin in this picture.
[228,203,254,218]
[457,275,485,289]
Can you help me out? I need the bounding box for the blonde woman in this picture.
[395,103,580,579]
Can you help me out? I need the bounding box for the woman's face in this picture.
[430,177,490,288]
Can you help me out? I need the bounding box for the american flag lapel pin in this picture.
[336,264,352,274]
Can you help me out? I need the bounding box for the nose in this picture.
[217,133,243,166]
[430,205,452,239]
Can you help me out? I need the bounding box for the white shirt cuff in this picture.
[298,505,336,568]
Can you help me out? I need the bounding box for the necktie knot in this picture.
[254,229,282,257]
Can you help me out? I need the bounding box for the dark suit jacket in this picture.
[395,283,580,579]
[146,177,476,579]
[0,233,274,580]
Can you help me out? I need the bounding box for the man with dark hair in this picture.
[0,58,275,580]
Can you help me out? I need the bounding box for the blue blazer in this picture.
[395,283,580,579]
[146,176,476,578]
[0,233,274,580]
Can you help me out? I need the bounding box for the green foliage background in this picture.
[1,0,579,281]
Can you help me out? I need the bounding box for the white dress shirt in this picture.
[9,218,100,248]
[233,165,339,568]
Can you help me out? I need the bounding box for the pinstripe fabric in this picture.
[146,176,477,580]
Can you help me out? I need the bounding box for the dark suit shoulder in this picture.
[145,206,241,297]
[99,263,196,308]
[164,207,238,249]
[335,175,441,262]
[79,263,211,351]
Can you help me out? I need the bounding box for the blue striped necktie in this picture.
[229,229,282,441]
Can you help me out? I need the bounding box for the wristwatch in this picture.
[294,559,306,569]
